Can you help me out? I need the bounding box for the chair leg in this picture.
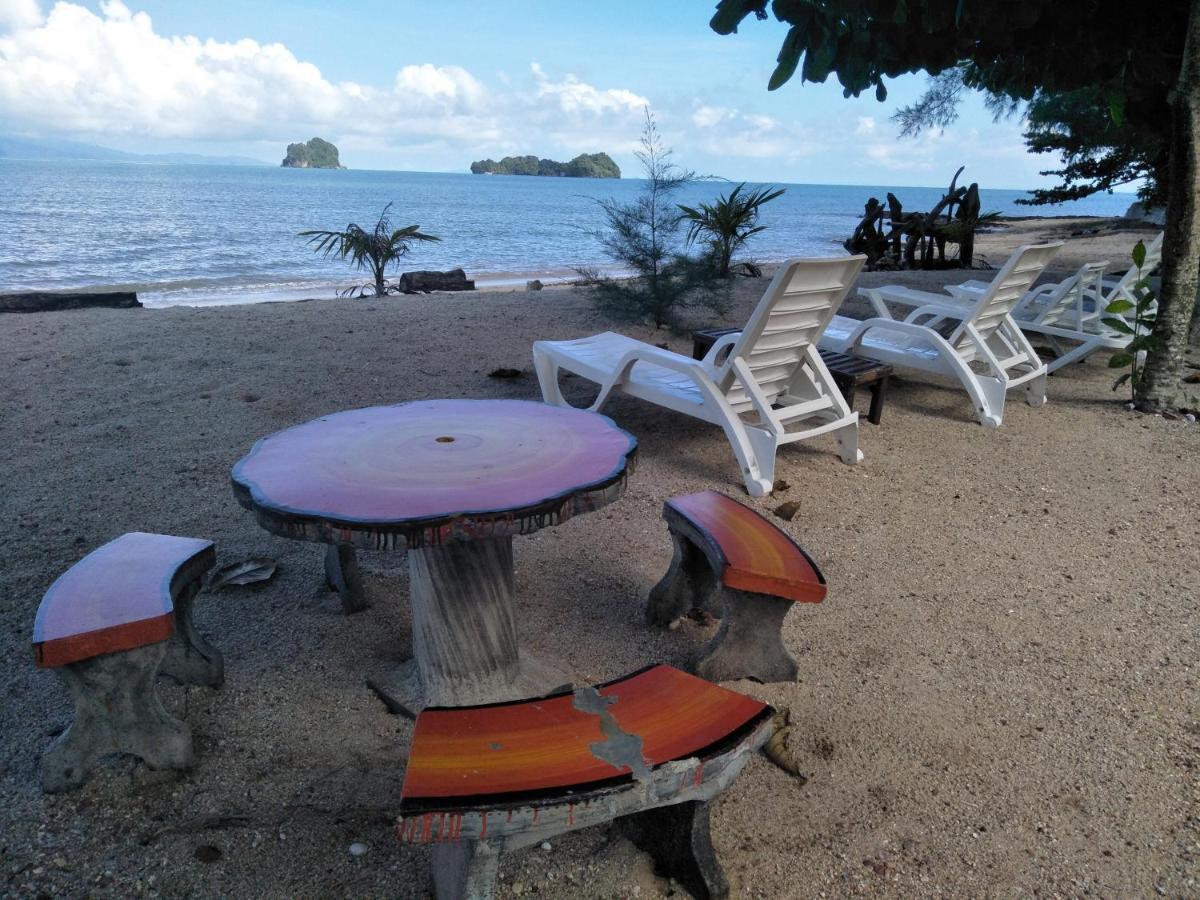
[968,374,1007,428]
[832,419,862,464]
[1025,369,1049,407]
[867,377,889,425]
[722,423,775,497]
[647,532,719,627]
[324,544,368,613]
[619,801,729,900]
[42,642,194,793]
[696,588,798,684]
[160,578,224,688]
[532,345,566,406]
[431,839,500,900]
[1043,339,1100,373]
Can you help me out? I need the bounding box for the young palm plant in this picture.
[678,183,785,277]
[300,203,440,297]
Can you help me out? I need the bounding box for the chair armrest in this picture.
[701,331,741,367]
[611,344,713,379]
[902,302,971,325]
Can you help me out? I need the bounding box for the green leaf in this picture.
[1102,316,1135,335]
[1105,298,1135,314]
[1111,372,1132,391]
[1108,353,1134,368]
[709,0,752,35]
[1108,92,1126,127]
[1132,239,1146,269]
[768,26,803,90]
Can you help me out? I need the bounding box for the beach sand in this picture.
[1,217,1196,898]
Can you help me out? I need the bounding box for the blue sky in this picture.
[0,0,1059,189]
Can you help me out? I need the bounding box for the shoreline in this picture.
[7,215,1159,311]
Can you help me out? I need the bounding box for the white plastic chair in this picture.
[821,243,1062,428]
[532,255,867,497]
[944,260,1122,372]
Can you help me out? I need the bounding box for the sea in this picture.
[0,159,1137,309]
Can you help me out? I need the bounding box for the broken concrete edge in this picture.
[0,291,141,313]
[395,712,776,850]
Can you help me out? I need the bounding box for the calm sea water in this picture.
[0,159,1136,308]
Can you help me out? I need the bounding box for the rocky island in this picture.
[281,138,344,169]
[470,152,619,178]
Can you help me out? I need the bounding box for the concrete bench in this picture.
[32,532,219,792]
[648,491,827,683]
[397,664,776,899]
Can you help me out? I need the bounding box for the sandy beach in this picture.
[2,217,1196,899]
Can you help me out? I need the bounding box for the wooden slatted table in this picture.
[231,400,637,714]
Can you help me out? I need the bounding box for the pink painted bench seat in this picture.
[33,532,216,668]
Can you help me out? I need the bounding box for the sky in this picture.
[0,0,1062,189]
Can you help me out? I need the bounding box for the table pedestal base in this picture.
[367,536,572,715]
[368,654,573,718]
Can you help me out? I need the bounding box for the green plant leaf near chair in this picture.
[1106,239,1161,398]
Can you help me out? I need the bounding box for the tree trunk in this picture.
[1137,0,1200,411]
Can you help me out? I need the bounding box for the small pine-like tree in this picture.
[585,109,720,328]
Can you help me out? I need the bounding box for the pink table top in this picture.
[231,400,637,548]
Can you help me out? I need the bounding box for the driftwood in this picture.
[845,167,987,271]
[0,291,141,313]
[397,269,474,294]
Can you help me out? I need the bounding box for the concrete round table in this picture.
[231,399,637,713]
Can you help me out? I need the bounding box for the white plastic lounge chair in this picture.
[949,231,1162,324]
[822,243,1062,428]
[532,255,867,497]
[944,261,1125,373]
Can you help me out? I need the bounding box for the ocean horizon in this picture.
[0,158,1138,309]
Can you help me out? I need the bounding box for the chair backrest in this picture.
[1032,260,1109,326]
[1104,231,1164,299]
[714,255,866,405]
[949,243,1062,345]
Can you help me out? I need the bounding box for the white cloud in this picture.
[855,116,876,135]
[692,105,732,128]
[0,2,647,161]
[0,0,42,32]
[530,62,647,116]
[689,102,808,161]
[394,63,486,111]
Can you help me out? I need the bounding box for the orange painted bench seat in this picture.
[664,491,826,604]
[649,491,828,684]
[33,532,215,668]
[397,664,776,899]
[399,664,770,816]
[33,532,219,793]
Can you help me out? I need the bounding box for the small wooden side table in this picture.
[691,327,894,425]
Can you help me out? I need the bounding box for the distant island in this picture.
[470,152,620,178]
[0,136,268,167]
[281,138,344,169]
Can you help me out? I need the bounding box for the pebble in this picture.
[349,842,368,857]
[512,882,524,896]
[1185,413,1196,424]
[540,841,552,851]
